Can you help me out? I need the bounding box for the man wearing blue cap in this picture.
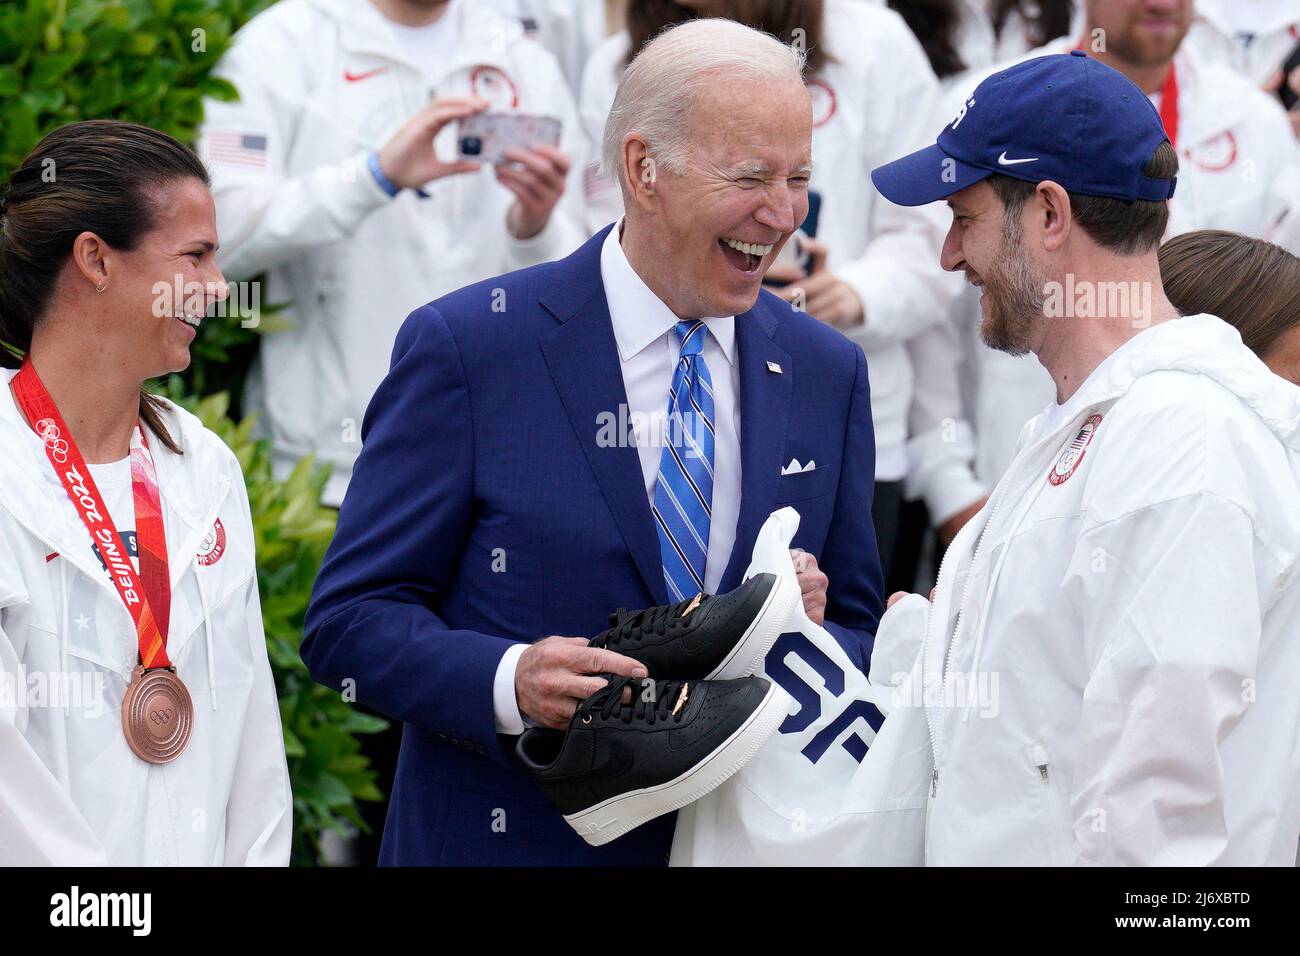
[871,52,1300,865]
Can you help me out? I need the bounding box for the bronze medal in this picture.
[121,665,194,764]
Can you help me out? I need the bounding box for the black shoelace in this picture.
[590,594,705,649]
[576,675,690,726]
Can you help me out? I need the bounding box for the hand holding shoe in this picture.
[515,636,647,730]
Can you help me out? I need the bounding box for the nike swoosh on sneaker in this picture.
[997,152,1039,166]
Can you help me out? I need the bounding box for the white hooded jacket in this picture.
[1183,0,1300,87]
[0,372,292,865]
[876,315,1300,865]
[199,0,586,505]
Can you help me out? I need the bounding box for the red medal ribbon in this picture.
[12,360,172,668]
[1158,63,1178,149]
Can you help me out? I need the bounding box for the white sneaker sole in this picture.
[705,573,800,681]
[564,680,788,847]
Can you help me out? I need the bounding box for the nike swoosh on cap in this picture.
[997,152,1038,166]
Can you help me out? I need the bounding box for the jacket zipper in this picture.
[922,405,1099,796]
[924,475,1013,797]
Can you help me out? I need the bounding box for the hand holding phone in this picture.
[379,97,488,189]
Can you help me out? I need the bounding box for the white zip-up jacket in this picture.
[199,0,586,505]
[0,372,291,865]
[1184,0,1300,87]
[952,35,1300,487]
[885,0,1083,522]
[577,0,962,483]
[877,314,1300,865]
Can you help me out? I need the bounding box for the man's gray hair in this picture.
[600,18,806,184]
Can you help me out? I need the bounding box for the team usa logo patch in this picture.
[196,518,227,567]
[1183,131,1238,173]
[1048,413,1103,486]
[806,78,837,128]
[470,65,519,109]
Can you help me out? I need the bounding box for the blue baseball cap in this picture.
[871,51,1176,206]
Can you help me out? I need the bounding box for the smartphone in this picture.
[1279,41,1300,111]
[763,189,822,287]
[457,112,562,164]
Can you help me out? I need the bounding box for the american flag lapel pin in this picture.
[766,360,783,374]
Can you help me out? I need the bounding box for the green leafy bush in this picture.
[1,0,388,865]
[0,0,261,170]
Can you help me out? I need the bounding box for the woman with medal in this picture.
[0,121,291,865]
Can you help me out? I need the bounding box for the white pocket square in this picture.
[780,458,816,475]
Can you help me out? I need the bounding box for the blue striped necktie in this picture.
[653,320,715,601]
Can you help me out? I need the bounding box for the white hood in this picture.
[1020,313,1300,455]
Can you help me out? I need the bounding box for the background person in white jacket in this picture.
[0,121,291,865]
[858,0,1081,90]
[862,0,1081,593]
[872,52,1300,865]
[199,0,587,507]
[1184,0,1300,130]
[874,0,1085,593]
[579,0,961,575]
[1184,0,1300,85]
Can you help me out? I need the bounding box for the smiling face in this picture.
[628,72,813,319]
[941,180,1046,355]
[106,177,228,378]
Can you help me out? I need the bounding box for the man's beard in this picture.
[1107,23,1188,69]
[978,217,1044,356]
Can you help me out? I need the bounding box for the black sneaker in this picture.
[516,674,787,846]
[588,572,797,680]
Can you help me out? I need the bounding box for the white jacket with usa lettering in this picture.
[875,314,1300,865]
[0,370,291,865]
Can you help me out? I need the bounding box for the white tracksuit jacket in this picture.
[872,0,1087,523]
[953,36,1300,487]
[1184,0,1300,87]
[577,0,962,487]
[876,315,1300,865]
[0,371,291,865]
[199,0,586,505]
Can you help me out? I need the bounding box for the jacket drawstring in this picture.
[59,559,70,719]
[961,454,1055,724]
[196,572,218,711]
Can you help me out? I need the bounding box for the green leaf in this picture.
[29,51,80,86]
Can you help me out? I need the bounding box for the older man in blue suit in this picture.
[302,18,885,866]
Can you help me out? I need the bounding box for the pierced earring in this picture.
[96,281,107,293]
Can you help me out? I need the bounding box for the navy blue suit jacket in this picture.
[302,225,884,866]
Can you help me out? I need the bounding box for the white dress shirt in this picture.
[493,221,744,733]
